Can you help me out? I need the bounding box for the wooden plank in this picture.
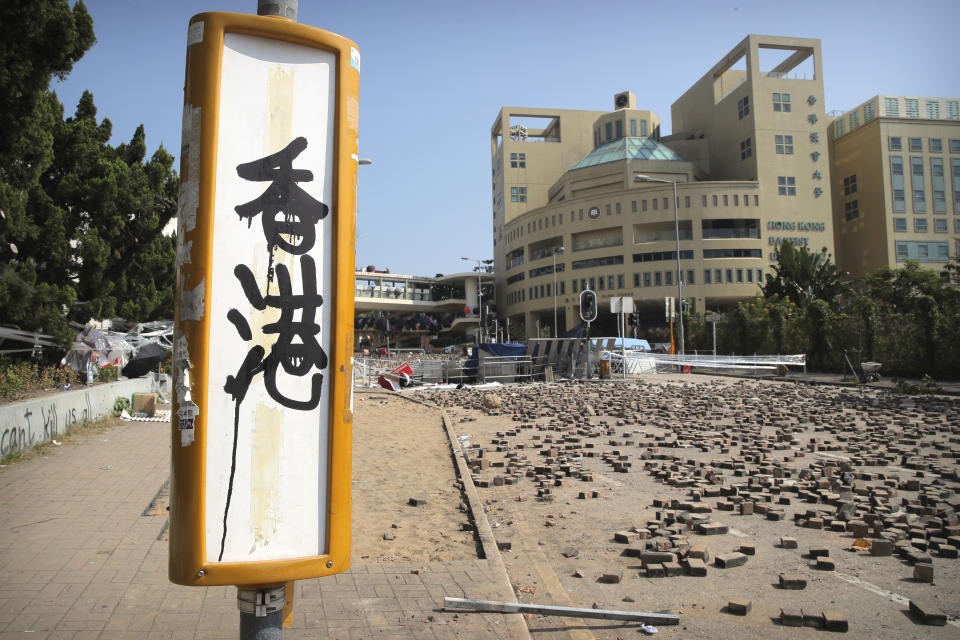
[444,597,680,625]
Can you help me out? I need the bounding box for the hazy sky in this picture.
[55,0,960,277]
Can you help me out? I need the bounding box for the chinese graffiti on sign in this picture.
[218,137,330,561]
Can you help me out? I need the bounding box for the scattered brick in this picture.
[909,599,947,626]
[823,610,849,632]
[780,608,804,627]
[779,574,807,590]
[716,552,748,568]
[727,598,752,615]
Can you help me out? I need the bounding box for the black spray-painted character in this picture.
[219,255,328,560]
[224,255,328,411]
[234,137,329,283]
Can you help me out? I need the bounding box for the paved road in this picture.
[0,418,526,639]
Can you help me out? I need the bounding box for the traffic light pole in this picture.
[585,320,591,380]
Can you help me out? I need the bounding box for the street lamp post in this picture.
[552,246,565,338]
[634,175,685,357]
[462,256,492,344]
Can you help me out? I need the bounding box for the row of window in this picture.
[505,193,763,244]
[892,217,960,234]
[895,241,950,262]
[594,118,650,147]
[507,268,768,306]
[889,137,960,153]
[889,156,960,214]
[885,98,960,120]
[738,93,802,121]
[523,248,762,279]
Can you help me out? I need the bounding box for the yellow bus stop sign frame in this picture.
[169,12,357,587]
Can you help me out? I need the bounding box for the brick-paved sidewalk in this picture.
[0,418,526,639]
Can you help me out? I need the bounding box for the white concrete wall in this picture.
[0,377,160,456]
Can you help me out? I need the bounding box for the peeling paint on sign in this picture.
[177,106,202,237]
[180,277,206,321]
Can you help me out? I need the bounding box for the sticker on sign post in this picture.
[170,12,358,588]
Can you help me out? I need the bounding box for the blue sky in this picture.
[56,0,960,277]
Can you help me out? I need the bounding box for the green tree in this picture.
[0,2,178,345]
[762,242,844,307]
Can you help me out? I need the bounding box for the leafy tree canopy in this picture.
[0,1,178,345]
[761,242,845,307]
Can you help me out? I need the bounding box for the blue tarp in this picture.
[478,342,528,357]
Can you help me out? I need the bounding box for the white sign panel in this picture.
[205,33,335,563]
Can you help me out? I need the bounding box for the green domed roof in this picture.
[571,137,685,170]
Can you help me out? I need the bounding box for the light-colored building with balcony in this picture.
[492,35,834,339]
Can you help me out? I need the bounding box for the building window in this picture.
[863,102,876,122]
[892,217,907,232]
[926,100,941,119]
[740,137,752,160]
[777,176,797,196]
[615,120,623,139]
[615,202,621,214]
[702,195,708,207]
[949,101,960,120]
[511,186,527,202]
[911,157,926,212]
[896,243,908,259]
[630,119,637,136]
[642,200,648,212]
[737,96,750,119]
[726,269,733,283]
[932,158,946,213]
[665,271,673,286]
[773,93,791,112]
[684,196,690,208]
[844,200,859,220]
[906,98,919,118]
[951,139,960,153]
[641,120,648,136]
[843,174,857,195]
[746,269,754,283]
[935,218,948,233]
[884,97,899,116]
[952,158,960,213]
[891,156,906,212]
[744,193,750,207]
[704,269,712,284]
[652,199,658,210]
[889,137,902,151]
[643,273,651,287]
[754,195,759,206]
[956,219,960,234]
[733,195,739,206]
[605,122,613,141]
[915,218,927,233]
[723,195,729,206]
[835,118,846,137]
[930,139,943,153]
[633,273,640,287]
[617,274,624,288]
[756,269,763,283]
[663,197,668,209]
[909,137,922,152]
[687,270,695,285]
[712,195,719,207]
[510,152,526,168]
[654,272,662,286]
[631,200,637,213]
[605,204,611,216]
[736,269,744,283]
[849,110,859,129]
[775,134,794,154]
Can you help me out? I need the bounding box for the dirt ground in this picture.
[400,375,960,639]
[350,391,478,564]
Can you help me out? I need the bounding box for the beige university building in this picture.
[490,34,959,340]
